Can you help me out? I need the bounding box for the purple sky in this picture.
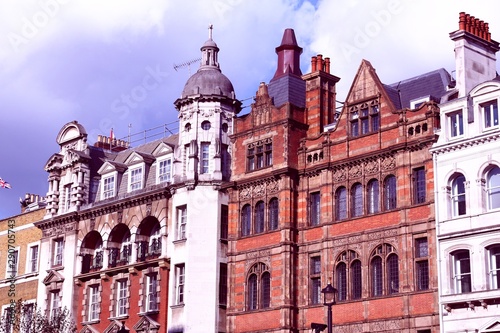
[1,0,499,218]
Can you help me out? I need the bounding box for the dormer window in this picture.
[448,110,464,138]
[102,175,116,199]
[483,100,499,129]
[129,167,143,191]
[410,96,430,109]
[158,158,172,183]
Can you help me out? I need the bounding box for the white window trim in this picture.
[25,241,40,274]
[128,163,145,192]
[175,264,185,305]
[176,206,187,240]
[446,109,464,140]
[156,156,172,184]
[410,96,430,109]
[101,171,118,200]
[88,284,100,321]
[116,279,128,317]
[52,238,64,267]
[50,291,61,321]
[146,274,159,312]
[5,246,20,278]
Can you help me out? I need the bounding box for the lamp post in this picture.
[321,282,337,333]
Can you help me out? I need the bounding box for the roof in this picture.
[386,68,452,109]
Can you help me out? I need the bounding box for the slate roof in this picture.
[268,73,306,108]
[386,68,453,109]
[109,135,178,164]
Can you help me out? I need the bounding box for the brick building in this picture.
[0,195,45,331]
[225,28,447,332]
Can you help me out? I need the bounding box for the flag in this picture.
[0,177,11,189]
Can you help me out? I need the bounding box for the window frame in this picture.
[88,284,100,322]
[487,166,500,211]
[241,204,252,237]
[157,157,172,184]
[176,205,187,240]
[349,102,380,137]
[351,183,363,217]
[383,175,397,210]
[452,250,471,294]
[175,264,185,305]
[447,110,464,138]
[268,198,279,231]
[482,100,499,129]
[116,279,128,317]
[129,166,144,192]
[52,238,64,267]
[415,237,429,291]
[200,142,210,174]
[246,263,271,311]
[451,174,466,217]
[246,138,273,172]
[412,167,426,204]
[310,256,322,305]
[26,242,39,274]
[255,201,265,233]
[50,291,61,321]
[335,186,347,221]
[488,245,500,289]
[367,179,379,214]
[146,274,159,312]
[101,174,116,199]
[310,192,321,226]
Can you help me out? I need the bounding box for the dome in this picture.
[181,68,235,99]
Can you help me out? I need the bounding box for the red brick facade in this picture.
[226,31,440,332]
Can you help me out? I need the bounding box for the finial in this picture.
[208,24,213,40]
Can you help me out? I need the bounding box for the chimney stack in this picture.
[450,12,499,97]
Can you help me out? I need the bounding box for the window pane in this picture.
[413,168,426,204]
[261,272,271,308]
[367,179,379,214]
[351,260,362,299]
[415,238,428,258]
[248,274,258,310]
[268,198,279,230]
[387,254,399,294]
[452,175,466,216]
[384,176,397,210]
[255,201,265,233]
[336,187,347,220]
[488,167,500,210]
[310,256,321,274]
[311,278,321,304]
[416,261,429,290]
[454,250,471,293]
[351,183,363,217]
[310,192,321,226]
[336,263,347,301]
[489,246,500,289]
[241,205,251,236]
[371,257,383,296]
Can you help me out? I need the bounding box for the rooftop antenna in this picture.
[173,57,201,75]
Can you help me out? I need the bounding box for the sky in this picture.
[1,0,499,219]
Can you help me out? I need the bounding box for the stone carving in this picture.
[146,203,152,216]
[365,160,379,174]
[89,217,95,230]
[117,210,123,224]
[267,180,279,193]
[200,108,214,117]
[240,187,251,200]
[349,164,362,178]
[334,168,346,181]
[381,156,396,170]
[253,184,265,197]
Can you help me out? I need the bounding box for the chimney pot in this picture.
[459,12,466,31]
[325,57,331,74]
[317,54,323,71]
[465,14,471,33]
[311,56,317,72]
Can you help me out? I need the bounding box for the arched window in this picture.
[487,166,500,210]
[336,262,347,301]
[384,175,397,210]
[451,250,471,293]
[335,187,347,220]
[351,260,362,299]
[335,250,361,301]
[370,244,398,297]
[80,231,104,274]
[247,263,270,310]
[371,257,383,296]
[241,204,252,236]
[108,224,132,268]
[451,174,466,216]
[351,183,363,217]
[255,201,265,233]
[488,245,500,289]
[367,179,379,214]
[387,254,399,294]
[268,198,279,231]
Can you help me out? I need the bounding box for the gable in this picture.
[80,325,100,333]
[482,320,500,332]
[44,153,63,171]
[345,59,385,105]
[152,142,174,157]
[104,320,128,333]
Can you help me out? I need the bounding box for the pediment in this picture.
[124,151,147,165]
[470,81,500,97]
[152,142,174,157]
[345,59,384,105]
[44,153,63,171]
[482,320,500,332]
[80,325,100,333]
[42,269,65,286]
[134,315,160,332]
[104,320,129,333]
[97,161,126,175]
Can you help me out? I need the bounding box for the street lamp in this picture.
[117,321,129,333]
[321,282,337,333]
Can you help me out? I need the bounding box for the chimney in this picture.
[94,134,130,152]
[450,12,499,97]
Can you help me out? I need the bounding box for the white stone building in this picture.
[432,12,500,333]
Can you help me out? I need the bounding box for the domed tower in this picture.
[174,25,241,184]
[169,26,240,333]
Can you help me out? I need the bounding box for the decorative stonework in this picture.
[334,168,347,181]
[381,156,396,170]
[238,179,280,200]
[365,160,379,174]
[349,164,362,178]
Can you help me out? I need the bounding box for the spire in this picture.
[272,28,303,80]
[199,24,220,71]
